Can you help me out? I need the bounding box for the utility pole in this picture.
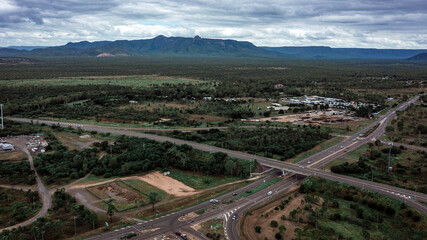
[387,142,393,171]
[0,104,3,129]
[74,216,77,236]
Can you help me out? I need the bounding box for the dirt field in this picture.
[138,171,197,197]
[53,132,101,150]
[70,172,197,197]
[0,150,27,162]
[187,114,228,123]
[241,189,323,240]
[259,110,363,126]
[88,182,144,204]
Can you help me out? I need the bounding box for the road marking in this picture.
[307,140,359,167]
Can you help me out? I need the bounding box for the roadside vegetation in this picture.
[0,161,35,185]
[0,189,100,240]
[0,188,41,228]
[385,96,427,146]
[164,126,331,160]
[330,142,427,193]
[242,177,427,240]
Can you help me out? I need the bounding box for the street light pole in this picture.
[387,142,393,171]
[74,216,77,236]
[0,104,3,129]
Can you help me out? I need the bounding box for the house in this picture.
[203,97,212,101]
[274,83,284,89]
[40,140,49,147]
[0,143,14,151]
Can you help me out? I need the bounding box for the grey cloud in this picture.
[0,0,426,48]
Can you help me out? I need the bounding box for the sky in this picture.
[1,0,427,48]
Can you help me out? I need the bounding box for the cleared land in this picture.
[0,150,27,162]
[0,75,203,88]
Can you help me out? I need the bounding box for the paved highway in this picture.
[8,96,426,239]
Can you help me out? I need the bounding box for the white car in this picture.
[267,191,273,196]
[209,199,219,203]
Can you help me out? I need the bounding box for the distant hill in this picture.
[1,36,426,60]
[407,52,427,61]
[0,36,283,58]
[262,46,427,60]
[7,46,48,51]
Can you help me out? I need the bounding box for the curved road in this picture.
[0,148,52,232]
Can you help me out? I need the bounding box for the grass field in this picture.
[0,75,203,88]
[167,169,242,190]
[0,151,27,162]
[291,137,344,163]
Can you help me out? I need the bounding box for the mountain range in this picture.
[1,35,426,60]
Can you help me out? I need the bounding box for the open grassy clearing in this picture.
[0,75,203,88]
[327,119,376,135]
[0,150,27,162]
[291,137,344,163]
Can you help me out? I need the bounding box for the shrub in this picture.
[255,226,261,233]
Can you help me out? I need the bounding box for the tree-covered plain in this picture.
[331,143,427,194]
[0,189,99,240]
[34,128,252,185]
[294,177,427,240]
[165,126,331,160]
[0,57,424,127]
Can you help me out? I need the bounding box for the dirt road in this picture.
[0,145,52,231]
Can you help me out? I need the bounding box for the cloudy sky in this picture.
[1,0,427,48]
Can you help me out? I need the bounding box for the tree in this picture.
[106,199,115,223]
[255,226,261,233]
[275,232,282,240]
[279,224,286,233]
[270,220,278,228]
[224,159,237,176]
[148,192,159,211]
[294,228,302,240]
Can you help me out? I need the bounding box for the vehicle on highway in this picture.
[267,191,272,196]
[210,199,219,203]
[232,215,237,220]
[232,193,238,196]
[307,161,311,164]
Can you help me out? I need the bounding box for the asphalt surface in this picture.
[7,96,427,239]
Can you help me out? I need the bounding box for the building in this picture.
[0,143,14,151]
[274,83,284,89]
